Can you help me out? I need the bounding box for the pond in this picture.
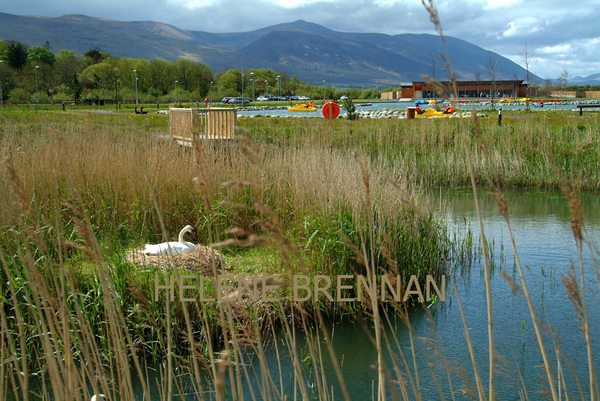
[129,188,600,400]
[236,101,589,118]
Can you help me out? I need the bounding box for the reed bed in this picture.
[241,114,600,191]
[2,22,600,397]
[0,109,453,399]
[1,97,600,400]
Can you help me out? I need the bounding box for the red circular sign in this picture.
[204,98,209,104]
[322,101,340,119]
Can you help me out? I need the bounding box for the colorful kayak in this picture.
[415,108,454,118]
[288,104,317,112]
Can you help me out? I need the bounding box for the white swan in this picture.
[141,225,196,255]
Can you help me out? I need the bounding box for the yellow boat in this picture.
[288,104,317,112]
[415,108,453,118]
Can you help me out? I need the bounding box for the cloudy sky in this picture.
[3,0,599,79]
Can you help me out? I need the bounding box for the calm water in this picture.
[237,101,587,118]
[133,189,600,400]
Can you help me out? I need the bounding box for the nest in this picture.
[125,245,228,274]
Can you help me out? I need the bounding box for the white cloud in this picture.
[261,0,336,8]
[536,43,573,55]
[502,17,543,38]
[484,0,520,9]
[166,0,220,9]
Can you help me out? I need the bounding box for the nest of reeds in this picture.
[125,245,228,274]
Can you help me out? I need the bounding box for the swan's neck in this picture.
[178,228,188,244]
[178,227,194,249]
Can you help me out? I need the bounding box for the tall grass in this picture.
[0,108,452,398]
[2,12,600,398]
[241,114,600,190]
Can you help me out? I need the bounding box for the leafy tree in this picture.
[175,58,212,98]
[347,88,360,99]
[148,59,172,95]
[57,49,76,59]
[217,69,242,96]
[55,53,84,100]
[6,41,28,69]
[27,46,56,66]
[359,88,379,99]
[80,62,117,91]
[84,49,111,66]
[0,40,9,61]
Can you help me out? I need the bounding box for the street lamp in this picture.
[134,69,138,105]
[210,81,213,104]
[277,75,281,100]
[250,72,255,100]
[175,80,178,104]
[241,70,245,105]
[265,80,269,96]
[35,65,39,111]
[322,80,325,103]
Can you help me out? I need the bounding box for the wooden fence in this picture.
[170,108,236,142]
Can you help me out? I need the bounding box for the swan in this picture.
[141,225,196,255]
[91,395,106,401]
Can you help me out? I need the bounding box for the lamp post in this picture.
[134,69,138,105]
[35,65,39,111]
[322,80,325,103]
[241,70,245,106]
[265,80,269,96]
[175,80,178,104]
[277,75,281,100]
[210,81,213,104]
[250,72,255,100]
[0,60,3,110]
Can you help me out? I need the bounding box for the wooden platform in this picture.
[577,104,600,116]
[169,107,237,142]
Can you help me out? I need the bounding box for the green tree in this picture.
[6,41,28,69]
[217,69,242,96]
[57,49,76,59]
[80,62,117,91]
[0,40,9,61]
[175,58,213,99]
[148,59,172,96]
[55,51,84,100]
[84,49,111,66]
[27,46,56,66]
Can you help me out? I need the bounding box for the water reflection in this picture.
[130,189,600,400]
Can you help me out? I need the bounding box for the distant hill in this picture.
[570,73,600,86]
[0,12,541,87]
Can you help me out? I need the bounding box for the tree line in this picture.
[0,40,380,104]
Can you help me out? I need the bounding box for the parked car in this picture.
[222,97,233,103]
[227,97,252,104]
[340,95,349,100]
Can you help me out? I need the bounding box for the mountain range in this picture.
[2,12,587,88]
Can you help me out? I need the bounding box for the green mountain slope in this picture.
[0,13,536,87]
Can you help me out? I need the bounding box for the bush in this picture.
[8,88,29,103]
[341,97,358,120]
